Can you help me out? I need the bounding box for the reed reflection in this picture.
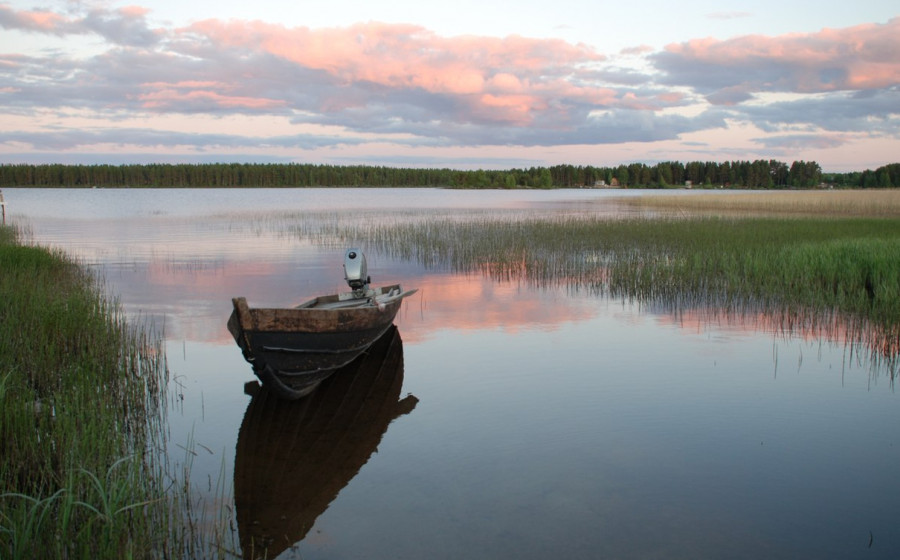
[233,325,417,560]
[645,299,900,378]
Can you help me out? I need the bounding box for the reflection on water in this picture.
[6,188,900,559]
[643,300,900,379]
[234,326,416,559]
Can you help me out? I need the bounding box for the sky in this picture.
[0,1,898,172]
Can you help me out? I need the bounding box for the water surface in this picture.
[6,188,899,559]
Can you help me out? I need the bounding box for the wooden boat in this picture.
[234,325,417,559]
[227,249,417,399]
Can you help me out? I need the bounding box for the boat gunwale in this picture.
[229,284,414,336]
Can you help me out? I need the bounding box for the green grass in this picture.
[0,225,175,558]
[597,218,900,320]
[324,212,900,360]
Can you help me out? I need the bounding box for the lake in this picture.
[6,187,900,559]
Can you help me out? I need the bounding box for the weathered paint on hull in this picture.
[227,284,413,399]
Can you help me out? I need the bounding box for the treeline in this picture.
[822,164,900,189]
[1,161,898,189]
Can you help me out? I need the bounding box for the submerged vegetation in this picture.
[0,226,173,558]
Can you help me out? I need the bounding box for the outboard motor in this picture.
[343,249,370,294]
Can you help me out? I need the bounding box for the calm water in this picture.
[6,188,900,559]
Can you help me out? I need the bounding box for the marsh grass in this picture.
[623,189,900,217]
[166,431,240,559]
[0,225,178,558]
[309,209,900,364]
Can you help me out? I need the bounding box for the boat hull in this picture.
[228,284,414,399]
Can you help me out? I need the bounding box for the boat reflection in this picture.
[233,325,417,560]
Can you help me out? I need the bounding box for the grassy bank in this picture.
[0,225,173,558]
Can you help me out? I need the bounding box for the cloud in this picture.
[737,88,900,136]
[643,16,900,159]
[0,2,160,46]
[0,4,68,32]
[0,123,380,152]
[0,2,897,166]
[751,134,848,151]
[619,45,654,56]
[137,82,288,111]
[704,86,755,106]
[180,19,617,126]
[0,3,700,151]
[653,17,900,98]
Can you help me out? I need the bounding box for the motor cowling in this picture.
[343,249,370,291]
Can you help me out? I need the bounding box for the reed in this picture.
[0,225,176,558]
[622,189,900,217]
[315,211,900,361]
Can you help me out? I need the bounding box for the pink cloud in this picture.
[620,44,654,56]
[0,3,159,45]
[118,5,151,18]
[488,73,524,92]
[655,92,685,104]
[663,17,900,92]
[0,5,68,32]
[618,92,657,111]
[138,82,286,110]
[141,80,223,89]
[182,19,607,123]
[475,94,544,125]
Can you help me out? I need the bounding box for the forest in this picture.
[1,160,898,189]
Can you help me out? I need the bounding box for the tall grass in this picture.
[317,211,900,362]
[0,225,176,558]
[623,189,900,217]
